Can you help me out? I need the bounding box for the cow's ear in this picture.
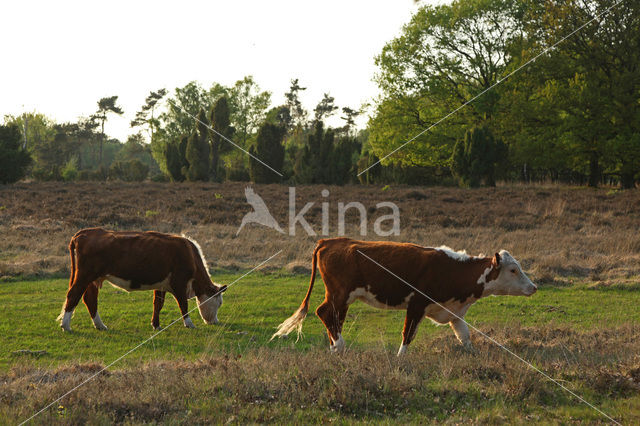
[219,285,228,293]
[492,252,501,268]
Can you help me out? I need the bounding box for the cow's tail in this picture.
[57,237,78,322]
[270,243,321,342]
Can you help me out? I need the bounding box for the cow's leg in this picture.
[152,290,166,330]
[58,272,93,332]
[171,289,195,329]
[450,318,473,351]
[82,281,107,330]
[398,303,426,356]
[316,298,348,353]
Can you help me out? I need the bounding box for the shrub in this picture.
[0,124,32,183]
[61,158,79,181]
[109,160,149,182]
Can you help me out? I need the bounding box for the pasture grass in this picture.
[1,271,639,424]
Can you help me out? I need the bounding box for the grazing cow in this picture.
[58,228,227,332]
[272,238,537,355]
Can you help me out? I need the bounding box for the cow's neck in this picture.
[472,257,500,297]
[191,275,214,297]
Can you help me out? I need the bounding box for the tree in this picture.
[209,97,233,181]
[284,78,308,131]
[369,0,524,169]
[228,76,271,147]
[131,89,167,143]
[451,126,505,187]
[163,135,189,182]
[93,96,123,165]
[340,107,360,137]
[116,133,160,175]
[295,121,335,184]
[3,112,56,152]
[249,123,285,184]
[530,0,640,187]
[183,109,210,181]
[0,124,31,183]
[313,93,338,123]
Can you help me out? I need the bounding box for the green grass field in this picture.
[1,271,640,424]
[2,271,639,369]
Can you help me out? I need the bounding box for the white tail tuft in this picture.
[270,305,309,342]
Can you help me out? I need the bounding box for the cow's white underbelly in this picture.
[106,274,172,292]
[424,297,475,324]
[347,287,414,310]
[105,275,197,299]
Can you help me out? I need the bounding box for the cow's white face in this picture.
[196,284,227,324]
[483,251,537,297]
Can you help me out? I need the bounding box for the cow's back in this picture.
[316,238,486,306]
[72,228,197,286]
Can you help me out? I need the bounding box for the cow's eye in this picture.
[510,269,517,274]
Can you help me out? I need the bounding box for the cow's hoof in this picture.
[61,326,72,332]
[153,325,161,331]
[183,316,196,328]
[94,324,108,331]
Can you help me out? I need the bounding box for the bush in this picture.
[0,124,32,184]
[109,160,149,182]
[61,158,79,181]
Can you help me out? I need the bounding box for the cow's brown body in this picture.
[273,238,536,354]
[58,228,226,331]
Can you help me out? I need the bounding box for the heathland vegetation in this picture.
[2,0,639,188]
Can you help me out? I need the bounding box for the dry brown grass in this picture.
[2,323,639,424]
[1,182,639,283]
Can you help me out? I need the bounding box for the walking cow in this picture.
[272,238,537,355]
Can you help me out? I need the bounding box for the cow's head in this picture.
[196,283,227,324]
[482,251,537,296]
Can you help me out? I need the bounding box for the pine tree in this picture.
[249,123,285,183]
[183,109,210,181]
[209,97,233,181]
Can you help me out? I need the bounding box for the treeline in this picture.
[0,77,365,185]
[1,0,638,188]
[369,0,640,188]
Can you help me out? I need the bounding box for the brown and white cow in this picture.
[58,228,227,332]
[272,238,536,355]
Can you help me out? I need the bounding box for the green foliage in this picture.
[294,121,333,184]
[163,135,189,182]
[93,96,124,165]
[228,76,271,147]
[369,0,522,169]
[249,123,285,183]
[109,159,149,182]
[61,157,79,181]
[131,88,167,143]
[209,97,233,182]
[0,124,31,184]
[183,110,210,182]
[451,126,506,187]
[115,133,160,175]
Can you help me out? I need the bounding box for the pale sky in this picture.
[0,0,439,142]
